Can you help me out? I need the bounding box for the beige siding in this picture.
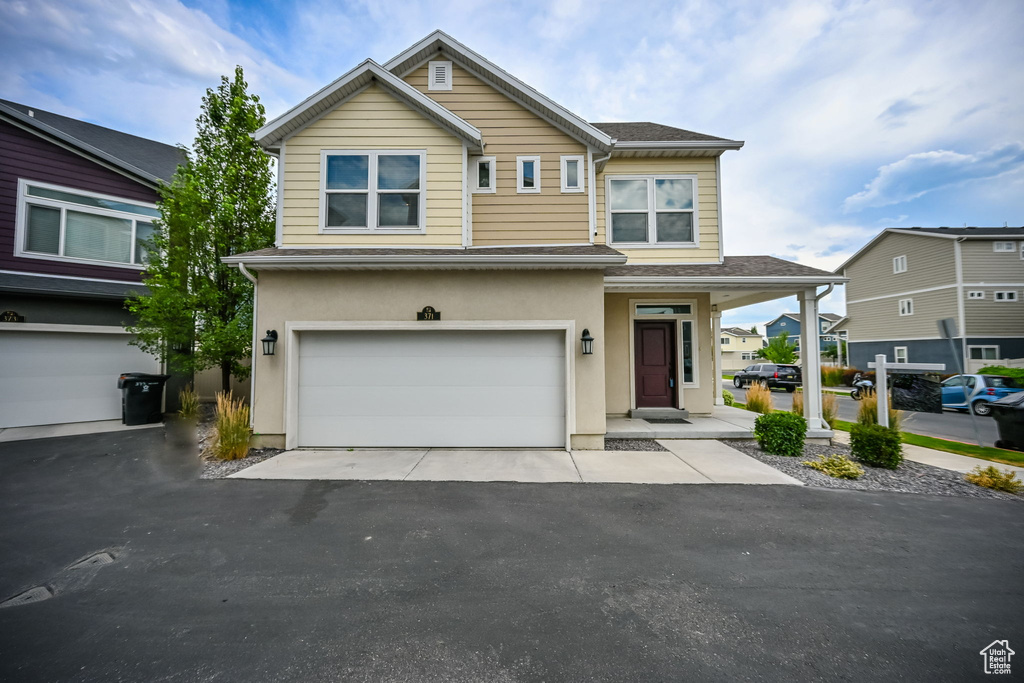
[964,290,1024,336]
[596,157,720,263]
[846,288,958,341]
[960,239,1024,283]
[404,63,589,245]
[845,232,955,302]
[281,84,464,246]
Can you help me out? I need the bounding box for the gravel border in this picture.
[193,404,284,479]
[725,439,1022,502]
[604,438,668,452]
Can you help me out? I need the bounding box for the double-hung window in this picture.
[898,298,914,316]
[608,175,697,245]
[321,150,425,232]
[17,180,158,268]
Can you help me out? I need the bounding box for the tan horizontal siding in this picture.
[405,62,589,245]
[280,84,464,247]
[960,240,1024,283]
[964,289,1024,336]
[845,288,958,340]
[596,157,720,263]
[844,232,955,301]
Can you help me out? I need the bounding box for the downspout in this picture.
[591,152,611,242]
[238,262,258,427]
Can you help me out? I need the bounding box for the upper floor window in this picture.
[893,255,907,273]
[721,337,729,345]
[993,241,1016,253]
[428,61,452,91]
[560,155,584,193]
[516,156,541,194]
[320,150,425,233]
[994,290,1018,302]
[608,175,696,246]
[967,290,984,299]
[16,180,158,269]
[898,298,914,316]
[472,156,496,194]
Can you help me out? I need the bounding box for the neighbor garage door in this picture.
[0,330,160,428]
[297,329,566,448]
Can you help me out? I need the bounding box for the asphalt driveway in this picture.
[1,429,1022,681]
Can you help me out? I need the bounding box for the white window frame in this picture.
[968,345,1000,361]
[721,337,729,345]
[560,155,584,193]
[898,298,914,316]
[994,290,1019,302]
[516,156,541,194]
[893,346,908,364]
[993,241,1016,253]
[605,174,699,248]
[319,149,427,234]
[427,60,452,91]
[1020,243,1024,260]
[967,290,984,300]
[893,255,907,273]
[779,321,787,327]
[15,179,157,270]
[470,156,496,194]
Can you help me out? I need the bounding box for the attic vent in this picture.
[428,60,452,91]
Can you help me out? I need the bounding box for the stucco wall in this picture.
[252,269,606,448]
[604,292,714,416]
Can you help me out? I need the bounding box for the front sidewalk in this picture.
[607,405,835,441]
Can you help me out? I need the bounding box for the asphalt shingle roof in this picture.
[232,245,624,258]
[0,272,147,299]
[591,122,734,143]
[605,256,839,279]
[722,327,761,336]
[892,227,1024,237]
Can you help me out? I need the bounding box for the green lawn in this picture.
[827,419,1024,467]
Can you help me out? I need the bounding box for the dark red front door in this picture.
[634,321,677,408]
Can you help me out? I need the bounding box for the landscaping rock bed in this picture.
[193,403,283,479]
[725,439,1022,502]
[605,438,668,452]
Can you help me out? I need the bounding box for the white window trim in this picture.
[15,178,156,271]
[318,149,427,234]
[967,290,984,299]
[470,155,496,194]
[893,255,907,273]
[606,174,699,248]
[893,346,908,363]
[427,60,452,91]
[968,345,1000,361]
[628,299,700,410]
[898,298,914,316]
[994,290,1019,302]
[560,155,585,193]
[993,241,1016,253]
[516,156,541,194]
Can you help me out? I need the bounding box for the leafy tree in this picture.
[823,343,838,361]
[128,66,275,393]
[750,326,758,335]
[757,331,798,364]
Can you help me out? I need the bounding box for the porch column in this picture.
[800,289,824,429]
[712,308,723,405]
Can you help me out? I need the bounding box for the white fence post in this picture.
[875,354,888,429]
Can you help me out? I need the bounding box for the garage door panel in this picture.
[299,384,565,418]
[301,331,562,359]
[299,416,566,448]
[299,355,564,389]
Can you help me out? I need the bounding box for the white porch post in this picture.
[800,289,824,429]
[712,308,723,406]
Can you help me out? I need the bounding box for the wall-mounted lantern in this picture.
[581,328,595,355]
[261,330,278,356]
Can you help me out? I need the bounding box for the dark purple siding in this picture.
[0,119,159,281]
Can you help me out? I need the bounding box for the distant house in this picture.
[765,312,843,354]
[719,327,765,370]
[833,227,1024,371]
[0,100,184,429]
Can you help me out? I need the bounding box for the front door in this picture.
[634,321,677,408]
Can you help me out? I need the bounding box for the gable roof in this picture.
[593,121,743,153]
[765,311,841,328]
[253,60,484,153]
[834,226,1024,273]
[383,30,614,152]
[0,99,184,185]
[721,326,761,337]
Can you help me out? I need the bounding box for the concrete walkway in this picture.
[831,430,1024,475]
[230,439,803,486]
[607,405,834,441]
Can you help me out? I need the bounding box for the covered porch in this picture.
[606,404,835,441]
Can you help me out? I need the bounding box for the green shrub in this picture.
[754,412,808,457]
[213,391,251,460]
[178,384,200,420]
[821,367,845,387]
[802,454,865,479]
[850,423,903,469]
[745,382,774,414]
[977,366,1024,383]
[965,465,1024,494]
[722,389,735,406]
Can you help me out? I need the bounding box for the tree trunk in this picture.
[221,360,231,396]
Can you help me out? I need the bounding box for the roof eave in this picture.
[611,140,744,152]
[605,275,848,287]
[223,253,628,269]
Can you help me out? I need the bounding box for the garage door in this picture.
[297,330,566,448]
[0,330,160,428]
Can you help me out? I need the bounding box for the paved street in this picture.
[725,381,1002,446]
[1,429,1022,681]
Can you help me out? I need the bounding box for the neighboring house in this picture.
[833,227,1024,372]
[765,312,842,354]
[0,100,184,429]
[224,31,842,450]
[719,327,765,370]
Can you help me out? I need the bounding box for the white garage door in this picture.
[297,329,566,448]
[0,330,160,428]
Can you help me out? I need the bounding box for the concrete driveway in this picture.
[1,429,1022,681]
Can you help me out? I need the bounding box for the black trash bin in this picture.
[990,392,1024,452]
[118,373,170,425]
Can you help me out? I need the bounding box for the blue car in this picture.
[941,374,1023,416]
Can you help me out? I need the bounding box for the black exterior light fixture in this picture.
[581,328,595,355]
[261,330,278,356]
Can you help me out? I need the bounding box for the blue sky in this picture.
[2,0,1022,330]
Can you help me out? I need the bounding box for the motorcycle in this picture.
[849,372,875,400]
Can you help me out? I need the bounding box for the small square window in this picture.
[893,255,907,273]
[899,298,914,316]
[471,156,495,194]
[967,291,984,300]
[993,241,1016,252]
[994,291,1019,302]
[560,155,584,193]
[516,156,541,194]
[894,346,908,363]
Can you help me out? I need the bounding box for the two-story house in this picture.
[224,31,842,450]
[719,327,765,371]
[832,227,1024,371]
[0,100,184,429]
[764,312,842,356]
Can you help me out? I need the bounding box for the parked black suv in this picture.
[733,363,802,392]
